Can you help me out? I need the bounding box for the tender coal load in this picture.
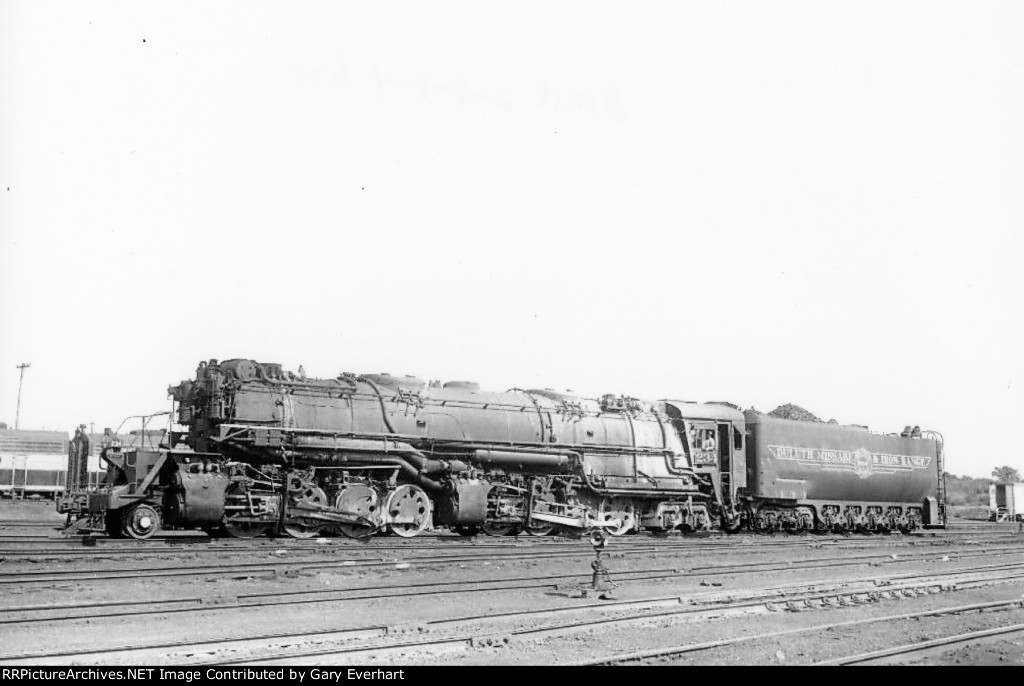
[768,403,822,423]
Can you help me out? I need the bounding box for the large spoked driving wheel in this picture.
[122,503,161,540]
[597,497,636,536]
[385,484,431,537]
[333,485,379,539]
[284,486,329,539]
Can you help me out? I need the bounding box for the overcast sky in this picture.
[1,1,1021,477]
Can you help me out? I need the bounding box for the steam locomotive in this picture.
[58,359,946,539]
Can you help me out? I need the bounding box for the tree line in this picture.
[944,466,1021,508]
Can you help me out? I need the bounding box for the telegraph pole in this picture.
[15,363,30,430]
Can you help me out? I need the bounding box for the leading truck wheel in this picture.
[122,504,161,540]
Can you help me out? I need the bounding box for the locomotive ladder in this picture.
[936,442,947,524]
[927,431,948,525]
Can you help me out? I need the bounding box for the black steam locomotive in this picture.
[58,359,946,539]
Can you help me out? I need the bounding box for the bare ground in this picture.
[2,499,1023,666]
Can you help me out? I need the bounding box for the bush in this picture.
[944,472,989,508]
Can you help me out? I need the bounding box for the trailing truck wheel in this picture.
[122,504,161,540]
[385,485,432,538]
[721,514,744,534]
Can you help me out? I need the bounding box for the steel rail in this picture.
[8,564,1021,666]
[3,540,1024,589]
[815,623,1024,665]
[570,597,1024,665]
[188,572,1024,666]
[5,531,1018,559]
[2,554,1024,633]
[0,567,689,626]
[0,542,692,585]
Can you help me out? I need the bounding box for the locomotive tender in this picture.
[59,359,946,539]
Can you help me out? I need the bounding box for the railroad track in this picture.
[5,562,1022,666]
[0,531,721,547]
[571,597,1024,665]
[4,536,1024,587]
[3,546,1024,630]
[0,539,721,574]
[0,517,1012,535]
[0,537,606,555]
[0,565,700,627]
[228,570,1024,667]
[3,529,1019,559]
[816,623,1024,665]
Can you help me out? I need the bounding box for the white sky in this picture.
[1,1,1021,477]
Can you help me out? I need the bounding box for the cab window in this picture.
[687,421,718,466]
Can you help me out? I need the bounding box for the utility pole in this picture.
[15,363,30,430]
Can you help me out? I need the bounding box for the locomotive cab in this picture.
[660,401,746,528]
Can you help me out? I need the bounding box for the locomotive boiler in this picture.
[58,359,946,539]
